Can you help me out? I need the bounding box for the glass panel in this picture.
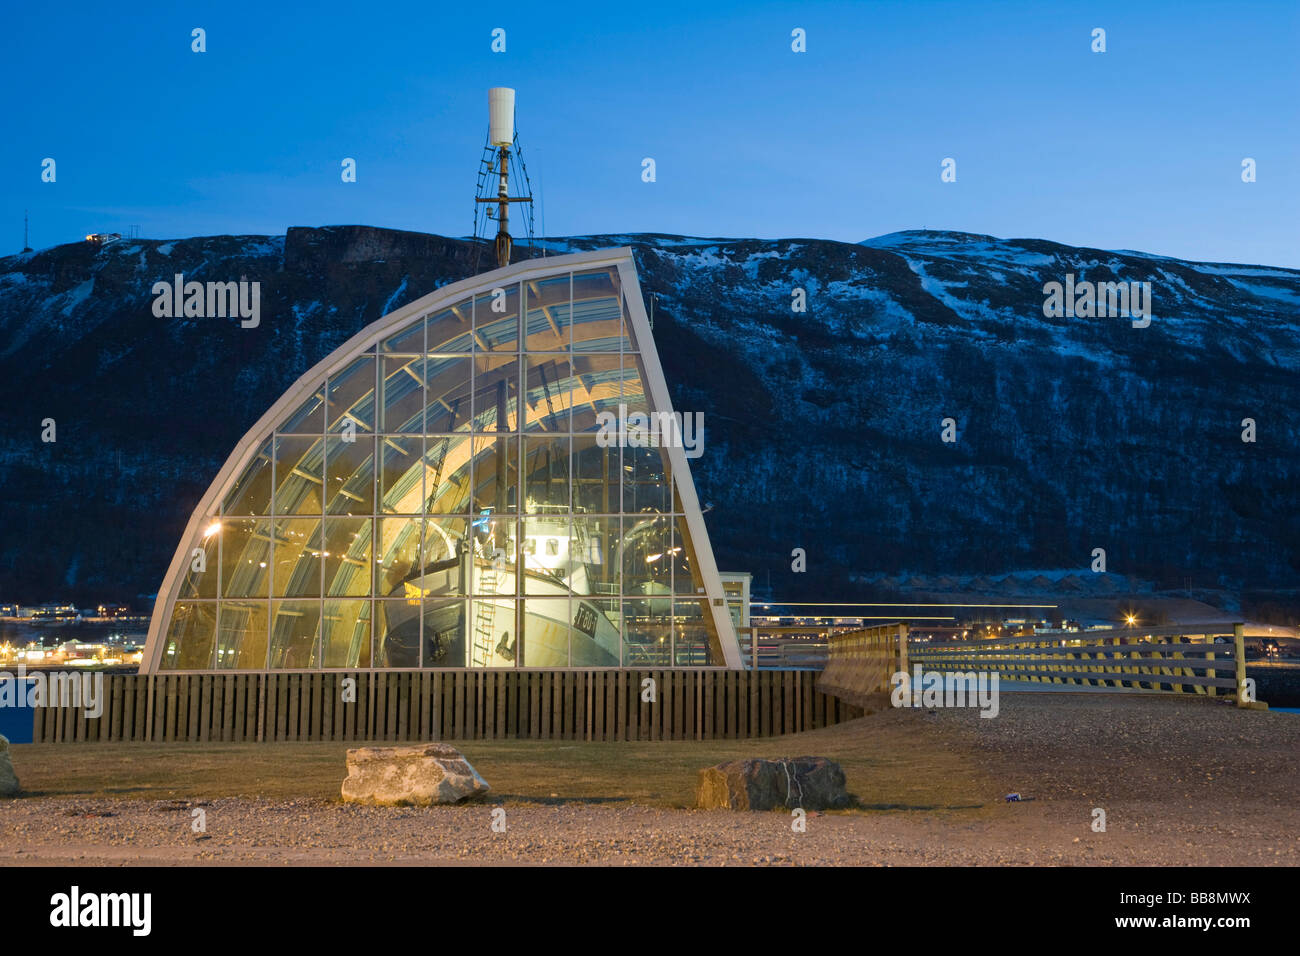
[571,596,621,667]
[324,517,372,597]
[521,598,569,667]
[376,517,422,599]
[622,515,671,601]
[622,291,641,352]
[374,599,420,668]
[221,518,271,599]
[177,520,220,598]
[521,515,570,596]
[523,274,571,351]
[322,599,371,668]
[473,353,519,432]
[216,601,268,669]
[471,435,518,516]
[281,388,325,433]
[624,445,671,514]
[522,354,571,432]
[570,354,620,433]
[573,437,618,514]
[673,599,710,666]
[377,435,421,514]
[380,355,425,433]
[671,517,698,595]
[427,300,474,353]
[422,598,467,667]
[223,439,272,515]
[622,600,670,666]
[269,600,321,668]
[382,316,424,353]
[326,435,375,515]
[423,434,472,515]
[160,601,216,670]
[327,356,376,433]
[469,598,517,666]
[473,284,519,352]
[572,515,619,596]
[523,436,569,514]
[272,518,322,598]
[273,436,325,516]
[621,353,651,419]
[425,355,472,432]
[572,267,626,352]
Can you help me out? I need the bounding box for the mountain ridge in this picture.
[1,225,1296,619]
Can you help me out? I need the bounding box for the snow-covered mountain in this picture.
[1,225,1297,617]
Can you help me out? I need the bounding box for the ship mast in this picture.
[474,88,533,270]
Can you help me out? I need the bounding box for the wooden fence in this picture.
[29,669,862,744]
[908,623,1265,708]
[816,624,909,707]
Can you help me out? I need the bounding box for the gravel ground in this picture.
[2,694,1297,866]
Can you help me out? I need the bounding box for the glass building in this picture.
[140,248,742,672]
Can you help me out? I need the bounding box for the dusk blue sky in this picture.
[3,0,1297,265]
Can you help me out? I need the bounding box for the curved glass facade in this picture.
[149,252,737,671]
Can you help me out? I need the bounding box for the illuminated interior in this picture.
[143,250,740,671]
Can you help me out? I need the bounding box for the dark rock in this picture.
[696,756,849,811]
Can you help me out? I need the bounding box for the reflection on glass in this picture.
[217,601,268,669]
[474,285,520,352]
[378,436,421,514]
[221,518,271,599]
[273,518,321,598]
[223,439,273,515]
[524,275,571,351]
[425,356,471,431]
[522,354,571,432]
[572,267,626,352]
[323,600,371,668]
[428,301,475,353]
[178,523,219,598]
[162,602,216,670]
[270,600,321,668]
[273,436,324,515]
[328,356,376,433]
[326,435,375,515]
[380,355,425,433]
[324,517,371,597]
[570,354,620,433]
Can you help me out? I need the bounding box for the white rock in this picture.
[341,743,489,806]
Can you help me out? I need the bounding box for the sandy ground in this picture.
[2,694,1298,866]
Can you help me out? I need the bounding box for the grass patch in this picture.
[9,714,999,814]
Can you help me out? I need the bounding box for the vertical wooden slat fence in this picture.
[25,669,861,743]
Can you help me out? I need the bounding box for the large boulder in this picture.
[341,743,489,806]
[0,735,19,797]
[696,756,849,811]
